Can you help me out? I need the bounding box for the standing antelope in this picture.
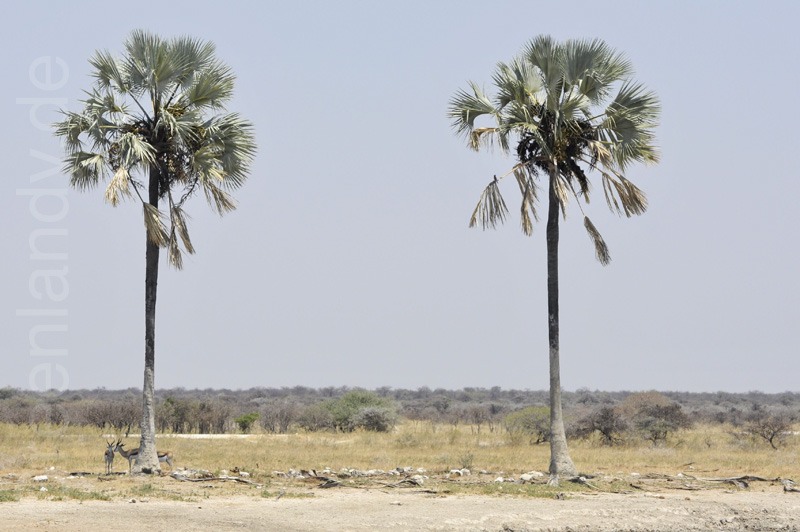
[114,440,174,472]
[104,439,115,474]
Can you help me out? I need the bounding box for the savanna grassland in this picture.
[1,421,800,531]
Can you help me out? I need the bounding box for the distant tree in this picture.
[260,401,298,434]
[576,406,627,445]
[745,405,795,450]
[297,403,335,432]
[54,30,255,471]
[620,392,690,445]
[449,36,660,484]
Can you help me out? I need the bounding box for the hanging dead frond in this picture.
[171,206,195,254]
[601,172,647,217]
[142,203,169,247]
[469,177,508,230]
[469,127,499,151]
[168,229,183,270]
[105,166,133,206]
[204,182,237,214]
[553,174,570,220]
[584,216,611,265]
[513,164,539,235]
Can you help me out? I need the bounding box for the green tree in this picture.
[54,30,256,472]
[449,36,659,484]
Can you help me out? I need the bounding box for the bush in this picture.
[327,391,397,432]
[350,406,398,432]
[234,412,259,433]
[503,406,549,444]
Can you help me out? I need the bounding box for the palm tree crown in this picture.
[55,29,256,268]
[449,35,659,260]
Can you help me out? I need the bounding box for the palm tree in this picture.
[448,36,659,484]
[54,30,256,472]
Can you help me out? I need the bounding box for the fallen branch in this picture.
[170,473,261,486]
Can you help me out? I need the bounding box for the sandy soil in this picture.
[2,482,799,531]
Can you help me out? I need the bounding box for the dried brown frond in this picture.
[553,175,570,219]
[469,177,508,230]
[204,182,237,214]
[469,127,499,150]
[142,203,169,247]
[171,206,195,254]
[168,231,183,270]
[584,216,611,265]
[105,166,133,207]
[601,173,647,217]
[513,164,539,236]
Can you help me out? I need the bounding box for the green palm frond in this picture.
[447,82,497,147]
[469,177,508,230]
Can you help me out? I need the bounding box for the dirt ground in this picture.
[2,479,799,531]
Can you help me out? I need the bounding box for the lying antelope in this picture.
[114,440,174,472]
[104,439,115,474]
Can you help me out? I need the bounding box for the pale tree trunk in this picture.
[546,170,577,486]
[134,167,161,473]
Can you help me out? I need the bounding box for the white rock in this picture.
[494,477,505,483]
[460,468,471,476]
[33,475,48,482]
[39,487,47,492]
[239,472,250,478]
[520,474,534,483]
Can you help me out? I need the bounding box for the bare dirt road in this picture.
[2,486,799,531]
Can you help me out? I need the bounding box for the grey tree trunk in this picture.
[546,171,577,485]
[134,166,161,473]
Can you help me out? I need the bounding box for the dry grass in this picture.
[0,422,796,501]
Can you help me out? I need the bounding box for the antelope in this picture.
[114,440,174,472]
[104,439,115,474]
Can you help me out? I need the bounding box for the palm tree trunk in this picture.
[134,166,161,473]
[546,171,577,485]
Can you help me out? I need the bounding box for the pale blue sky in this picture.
[3,1,799,392]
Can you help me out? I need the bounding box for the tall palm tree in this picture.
[448,36,659,484]
[54,30,256,472]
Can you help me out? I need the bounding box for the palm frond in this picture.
[513,164,539,235]
[448,83,497,148]
[89,50,128,93]
[142,202,169,247]
[584,216,611,265]
[469,177,508,230]
[203,181,237,215]
[600,81,660,169]
[171,206,195,254]
[105,166,133,206]
[601,172,648,217]
[168,230,183,270]
[64,151,106,190]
